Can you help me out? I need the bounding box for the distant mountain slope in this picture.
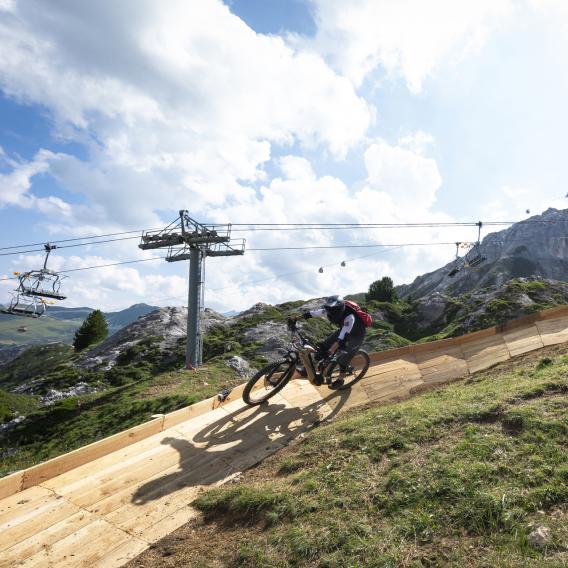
[0,303,159,347]
[399,208,568,299]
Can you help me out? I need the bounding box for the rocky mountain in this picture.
[399,208,568,299]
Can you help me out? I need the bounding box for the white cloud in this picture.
[0,0,374,239]
[0,2,484,312]
[364,140,442,211]
[302,0,513,91]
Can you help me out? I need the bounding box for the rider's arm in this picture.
[337,314,355,346]
[303,308,326,320]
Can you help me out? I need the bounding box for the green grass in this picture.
[193,351,568,567]
[0,388,38,422]
[0,343,75,391]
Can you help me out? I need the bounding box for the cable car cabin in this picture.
[0,294,47,318]
[17,270,67,300]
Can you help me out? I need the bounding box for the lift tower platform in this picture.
[139,211,245,368]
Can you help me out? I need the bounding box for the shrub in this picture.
[367,277,398,303]
[73,310,108,352]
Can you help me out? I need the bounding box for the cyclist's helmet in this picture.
[323,295,345,323]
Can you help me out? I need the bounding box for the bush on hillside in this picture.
[367,276,398,302]
[73,310,109,352]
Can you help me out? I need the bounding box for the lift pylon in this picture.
[139,211,245,368]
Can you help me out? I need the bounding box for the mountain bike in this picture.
[242,318,370,406]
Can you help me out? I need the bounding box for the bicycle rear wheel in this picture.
[326,349,370,390]
[242,359,295,406]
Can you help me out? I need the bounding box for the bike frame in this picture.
[287,323,328,385]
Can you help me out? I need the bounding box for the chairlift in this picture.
[340,261,346,267]
[464,221,486,268]
[16,244,67,300]
[318,267,324,273]
[0,293,50,318]
[448,222,487,277]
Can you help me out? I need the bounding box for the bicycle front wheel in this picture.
[242,359,295,406]
[326,349,370,390]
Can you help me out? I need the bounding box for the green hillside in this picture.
[0,316,80,346]
[137,346,568,568]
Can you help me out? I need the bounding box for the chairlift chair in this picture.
[0,293,49,318]
[15,244,67,300]
[447,222,487,277]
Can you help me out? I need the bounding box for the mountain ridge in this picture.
[399,208,568,299]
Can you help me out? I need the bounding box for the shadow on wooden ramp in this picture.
[130,389,351,507]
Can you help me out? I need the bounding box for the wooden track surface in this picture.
[2,306,568,567]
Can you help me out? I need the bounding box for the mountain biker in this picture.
[296,295,367,389]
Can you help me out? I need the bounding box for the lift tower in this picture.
[139,211,245,368]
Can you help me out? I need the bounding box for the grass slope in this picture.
[136,346,568,568]
[0,316,80,346]
[0,389,38,422]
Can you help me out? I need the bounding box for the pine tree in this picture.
[366,276,398,302]
[73,309,109,351]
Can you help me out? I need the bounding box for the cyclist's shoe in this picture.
[328,375,345,390]
[312,374,324,386]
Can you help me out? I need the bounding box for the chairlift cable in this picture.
[0,219,535,253]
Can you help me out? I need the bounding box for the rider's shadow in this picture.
[131,390,350,505]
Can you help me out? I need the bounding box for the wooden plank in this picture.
[0,471,24,500]
[462,334,511,373]
[316,382,372,415]
[537,305,568,320]
[108,483,202,536]
[411,337,458,354]
[138,504,201,545]
[503,325,544,357]
[21,417,164,490]
[498,312,539,332]
[536,316,568,346]
[17,518,130,568]
[363,355,421,401]
[0,486,51,520]
[65,442,189,509]
[1,510,94,568]
[456,326,498,345]
[162,397,216,430]
[43,431,176,494]
[91,537,148,568]
[415,345,469,385]
[166,405,233,441]
[0,497,80,553]
[369,346,413,364]
[85,450,230,517]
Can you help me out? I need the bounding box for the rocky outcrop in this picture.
[400,208,568,299]
[225,356,256,378]
[398,277,568,340]
[78,306,227,370]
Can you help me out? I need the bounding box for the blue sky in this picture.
[1,0,568,312]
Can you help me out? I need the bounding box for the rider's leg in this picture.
[329,337,364,389]
[317,330,340,357]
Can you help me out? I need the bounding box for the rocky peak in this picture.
[400,208,568,299]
